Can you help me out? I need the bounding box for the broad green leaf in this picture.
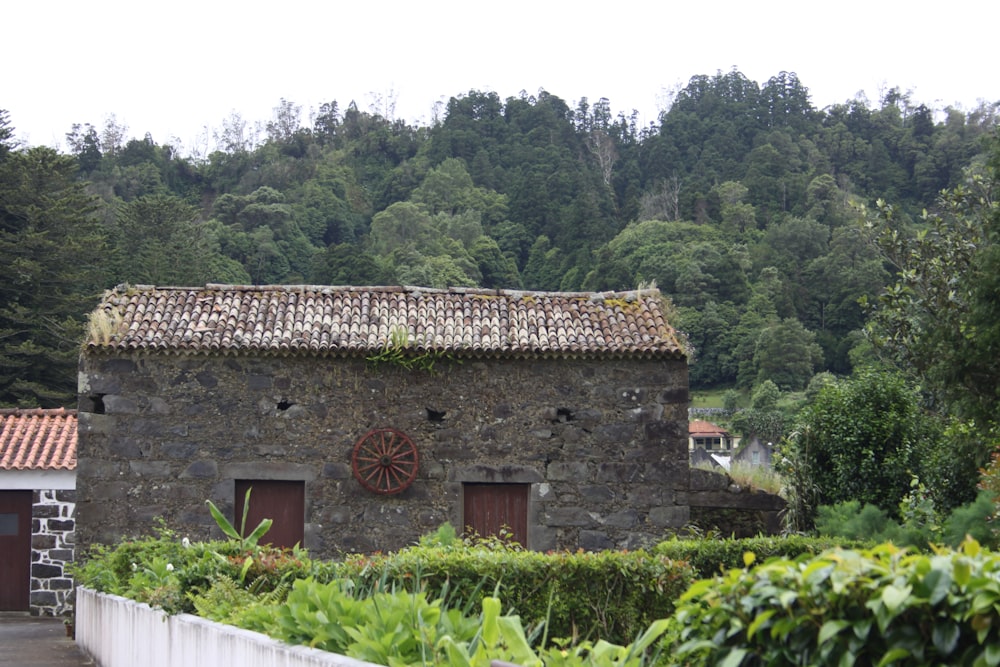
[245,518,273,547]
[984,641,1000,667]
[498,615,537,664]
[206,499,241,540]
[747,610,776,639]
[480,596,500,647]
[819,620,849,644]
[630,618,671,653]
[881,584,911,613]
[932,622,960,656]
[720,647,748,667]
[877,648,912,667]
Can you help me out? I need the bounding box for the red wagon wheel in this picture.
[351,428,419,495]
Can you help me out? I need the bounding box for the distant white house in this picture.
[688,419,735,452]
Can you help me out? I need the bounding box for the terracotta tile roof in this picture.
[0,408,77,470]
[689,420,731,437]
[84,284,686,360]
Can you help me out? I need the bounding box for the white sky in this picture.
[7,0,999,155]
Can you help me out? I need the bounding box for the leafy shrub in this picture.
[816,494,1000,550]
[668,540,1000,666]
[336,544,695,645]
[652,534,872,579]
[814,500,900,543]
[72,522,333,614]
[944,491,997,547]
[231,576,482,664]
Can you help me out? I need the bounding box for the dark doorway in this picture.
[0,491,32,610]
[234,480,305,549]
[463,483,529,548]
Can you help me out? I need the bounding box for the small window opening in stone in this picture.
[277,399,294,411]
[556,407,575,422]
[426,407,447,422]
[86,394,106,414]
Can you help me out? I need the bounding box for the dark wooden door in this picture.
[463,483,529,547]
[234,480,304,549]
[0,491,32,611]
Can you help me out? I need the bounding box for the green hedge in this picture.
[652,534,873,578]
[667,540,1000,666]
[335,545,695,645]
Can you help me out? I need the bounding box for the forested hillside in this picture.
[2,69,999,409]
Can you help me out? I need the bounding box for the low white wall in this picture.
[76,587,382,667]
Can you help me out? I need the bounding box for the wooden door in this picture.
[234,480,304,549]
[0,491,32,611]
[463,483,529,548]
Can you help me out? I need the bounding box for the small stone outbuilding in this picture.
[0,408,77,615]
[76,284,691,558]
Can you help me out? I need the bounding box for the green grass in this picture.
[690,389,731,409]
[693,460,784,496]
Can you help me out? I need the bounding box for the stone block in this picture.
[605,509,639,528]
[32,504,60,519]
[618,388,648,404]
[103,395,139,414]
[657,388,689,404]
[101,358,138,374]
[90,482,130,501]
[628,404,664,423]
[579,485,615,502]
[596,463,642,484]
[48,519,74,532]
[49,578,74,590]
[161,441,199,459]
[594,423,637,444]
[180,460,218,478]
[578,530,614,551]
[544,507,595,527]
[247,375,272,390]
[321,462,351,479]
[32,535,57,549]
[132,419,168,436]
[76,412,114,435]
[643,420,681,442]
[196,371,218,388]
[547,462,589,481]
[130,461,173,477]
[221,462,316,480]
[30,591,57,606]
[647,505,690,528]
[31,563,62,578]
[148,397,171,414]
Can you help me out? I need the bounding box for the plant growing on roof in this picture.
[365,324,454,373]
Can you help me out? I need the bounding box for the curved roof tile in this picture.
[0,408,77,471]
[84,284,687,360]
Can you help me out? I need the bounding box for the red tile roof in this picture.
[0,408,77,470]
[689,420,731,437]
[84,284,687,360]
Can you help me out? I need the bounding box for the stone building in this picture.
[76,284,691,558]
[0,408,77,615]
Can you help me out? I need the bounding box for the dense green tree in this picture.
[0,125,108,406]
[864,141,1000,429]
[753,317,824,390]
[111,194,248,286]
[786,369,948,519]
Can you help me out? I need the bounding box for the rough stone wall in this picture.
[685,468,785,537]
[31,489,76,616]
[76,353,690,558]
